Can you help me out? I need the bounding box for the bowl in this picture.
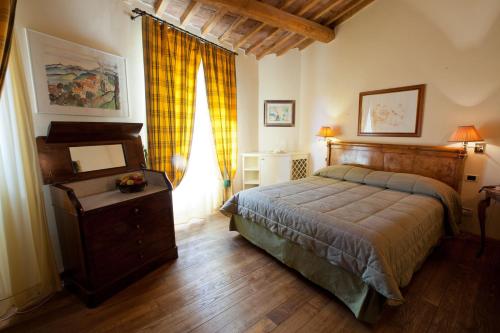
[117,181,147,193]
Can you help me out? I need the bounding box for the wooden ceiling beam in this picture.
[201,8,228,35]
[154,0,171,15]
[179,1,202,27]
[238,0,296,52]
[254,0,322,58]
[218,16,246,42]
[194,0,335,42]
[225,0,295,45]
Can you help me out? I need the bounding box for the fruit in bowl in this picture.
[116,173,147,193]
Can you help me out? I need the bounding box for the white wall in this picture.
[258,50,301,152]
[235,54,259,191]
[259,0,500,239]
[14,0,259,269]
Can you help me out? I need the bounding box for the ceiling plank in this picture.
[179,1,202,27]
[256,32,295,59]
[296,0,322,16]
[325,0,374,25]
[314,0,352,20]
[283,0,372,55]
[154,0,171,15]
[195,0,335,42]
[247,28,281,55]
[280,0,298,11]
[298,39,314,50]
[218,15,246,42]
[234,23,265,49]
[276,35,306,56]
[201,8,228,35]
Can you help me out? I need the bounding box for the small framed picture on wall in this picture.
[264,100,295,127]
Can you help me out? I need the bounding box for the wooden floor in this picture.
[2,213,500,333]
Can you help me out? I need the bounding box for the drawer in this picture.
[87,236,175,286]
[82,190,172,237]
[88,245,141,286]
[140,210,175,242]
[85,208,174,254]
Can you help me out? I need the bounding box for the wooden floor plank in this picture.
[269,294,330,333]
[3,214,500,333]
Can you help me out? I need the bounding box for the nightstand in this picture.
[477,186,500,257]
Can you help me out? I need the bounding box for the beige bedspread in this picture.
[221,165,461,304]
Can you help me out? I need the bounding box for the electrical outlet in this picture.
[465,175,478,182]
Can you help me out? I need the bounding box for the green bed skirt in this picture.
[230,215,386,323]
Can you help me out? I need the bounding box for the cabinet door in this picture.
[260,156,291,186]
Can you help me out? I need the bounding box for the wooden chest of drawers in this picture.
[52,173,177,307]
[37,121,178,307]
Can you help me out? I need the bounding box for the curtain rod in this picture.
[130,8,238,56]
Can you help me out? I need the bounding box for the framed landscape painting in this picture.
[358,84,425,137]
[26,29,128,117]
[264,100,295,127]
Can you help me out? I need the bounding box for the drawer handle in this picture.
[139,254,144,260]
[134,208,140,215]
[136,224,141,229]
[137,239,143,245]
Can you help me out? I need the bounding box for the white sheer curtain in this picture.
[0,38,59,320]
[172,64,223,224]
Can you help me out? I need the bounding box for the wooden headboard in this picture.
[327,142,466,192]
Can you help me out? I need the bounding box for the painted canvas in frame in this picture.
[26,29,129,117]
[264,100,295,127]
[358,84,425,137]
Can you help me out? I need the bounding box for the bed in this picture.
[221,142,465,323]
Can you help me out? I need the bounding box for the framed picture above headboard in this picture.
[358,84,425,137]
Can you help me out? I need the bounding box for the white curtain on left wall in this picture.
[0,37,60,320]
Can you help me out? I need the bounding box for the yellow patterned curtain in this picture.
[0,0,16,93]
[200,44,238,200]
[142,16,201,188]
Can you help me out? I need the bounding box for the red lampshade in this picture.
[449,125,483,143]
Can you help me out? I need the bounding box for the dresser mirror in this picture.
[69,144,126,173]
